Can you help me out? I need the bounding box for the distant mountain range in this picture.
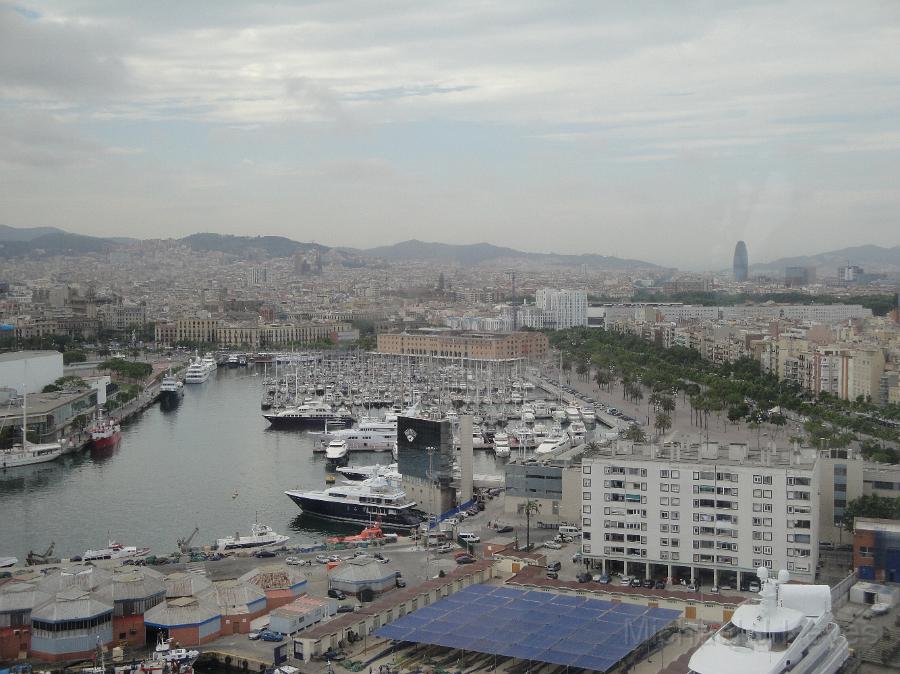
[755,244,900,274]
[354,239,662,269]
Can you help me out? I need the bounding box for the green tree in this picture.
[654,412,672,437]
[523,500,542,551]
[623,425,647,443]
[842,494,900,532]
[63,350,87,365]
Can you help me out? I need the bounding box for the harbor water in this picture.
[0,367,502,560]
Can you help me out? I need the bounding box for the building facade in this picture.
[377,330,548,361]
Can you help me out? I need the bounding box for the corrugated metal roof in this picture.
[329,558,394,584]
[94,569,166,602]
[164,571,214,599]
[0,581,52,613]
[144,597,221,628]
[238,564,306,591]
[214,580,266,611]
[272,595,330,617]
[36,565,112,594]
[31,591,112,622]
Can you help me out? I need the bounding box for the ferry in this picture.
[215,522,289,551]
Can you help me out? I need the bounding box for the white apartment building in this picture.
[581,441,820,587]
[535,288,587,329]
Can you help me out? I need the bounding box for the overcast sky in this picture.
[2,1,899,269]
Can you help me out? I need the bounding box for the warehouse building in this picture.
[29,588,114,662]
[238,565,307,611]
[215,580,267,635]
[0,581,51,660]
[269,596,335,636]
[328,558,396,598]
[143,596,221,647]
[94,568,166,648]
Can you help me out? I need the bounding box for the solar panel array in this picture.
[373,584,681,673]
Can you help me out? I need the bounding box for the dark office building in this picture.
[733,241,749,282]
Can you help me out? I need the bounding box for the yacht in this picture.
[215,522,289,551]
[184,358,210,384]
[320,418,397,451]
[521,405,536,424]
[580,405,596,424]
[83,540,151,561]
[263,401,353,428]
[324,439,349,467]
[201,353,217,372]
[0,392,65,469]
[535,434,571,455]
[493,431,511,458]
[227,354,239,368]
[688,568,849,674]
[568,421,587,442]
[337,462,399,481]
[0,557,18,568]
[285,477,422,530]
[159,373,184,405]
[565,405,581,423]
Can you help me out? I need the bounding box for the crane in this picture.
[27,541,59,566]
[177,527,200,554]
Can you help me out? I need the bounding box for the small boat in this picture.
[493,432,511,458]
[0,556,18,568]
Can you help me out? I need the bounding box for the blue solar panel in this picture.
[372,584,679,672]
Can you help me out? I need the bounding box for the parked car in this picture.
[396,578,407,588]
[259,630,283,642]
[593,573,610,584]
[654,580,666,590]
[327,589,346,600]
[458,532,480,543]
[285,556,307,566]
[337,605,355,614]
[436,543,454,553]
[546,571,559,580]
[547,561,562,572]
[315,555,329,564]
[373,552,385,560]
[247,631,261,640]
[619,575,633,587]
[455,555,476,564]
[376,556,390,564]
[328,554,341,562]
[748,580,760,593]
[543,541,562,550]
[253,549,276,558]
[630,577,643,588]
[496,525,514,534]
[642,578,654,589]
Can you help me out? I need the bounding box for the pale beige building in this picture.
[377,330,548,360]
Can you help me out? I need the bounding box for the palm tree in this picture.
[654,412,672,438]
[524,500,542,551]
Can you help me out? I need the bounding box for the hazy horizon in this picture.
[3,1,900,269]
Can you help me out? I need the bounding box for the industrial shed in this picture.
[94,568,166,647]
[238,565,307,610]
[215,580,268,635]
[328,558,396,598]
[29,588,114,662]
[143,595,222,647]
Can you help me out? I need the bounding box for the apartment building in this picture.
[581,441,820,587]
[535,289,587,329]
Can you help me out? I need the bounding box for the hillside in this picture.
[0,224,66,241]
[0,231,116,258]
[757,244,900,273]
[359,239,661,269]
[179,233,329,258]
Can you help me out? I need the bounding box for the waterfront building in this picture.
[503,444,586,525]
[581,441,820,586]
[93,568,166,648]
[376,329,548,360]
[214,580,268,635]
[733,241,749,281]
[237,565,308,611]
[0,350,64,396]
[0,388,98,443]
[328,558,396,597]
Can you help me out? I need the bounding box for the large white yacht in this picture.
[320,418,396,451]
[215,522,289,551]
[183,357,210,384]
[688,568,849,674]
[493,431,511,458]
[535,433,571,455]
[285,477,422,530]
[324,439,349,467]
[201,353,217,372]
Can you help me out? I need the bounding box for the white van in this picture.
[558,525,581,537]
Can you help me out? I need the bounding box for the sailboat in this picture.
[0,391,64,469]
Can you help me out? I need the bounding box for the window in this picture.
[660,523,669,532]
[671,498,680,506]
[583,505,591,514]
[583,478,591,487]
[661,484,670,492]
[671,470,680,479]
[660,497,670,506]
[660,469,669,478]
[583,517,591,526]
[671,525,679,533]
[583,465,591,475]
[583,492,591,500]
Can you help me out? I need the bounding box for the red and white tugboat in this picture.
[88,410,122,450]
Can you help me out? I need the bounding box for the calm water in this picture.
[0,367,500,560]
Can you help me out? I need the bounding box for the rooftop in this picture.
[0,389,95,417]
[584,440,818,469]
[854,518,900,534]
[0,350,62,363]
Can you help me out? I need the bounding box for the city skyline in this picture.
[2,2,900,269]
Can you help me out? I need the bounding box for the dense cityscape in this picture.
[3,2,900,674]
